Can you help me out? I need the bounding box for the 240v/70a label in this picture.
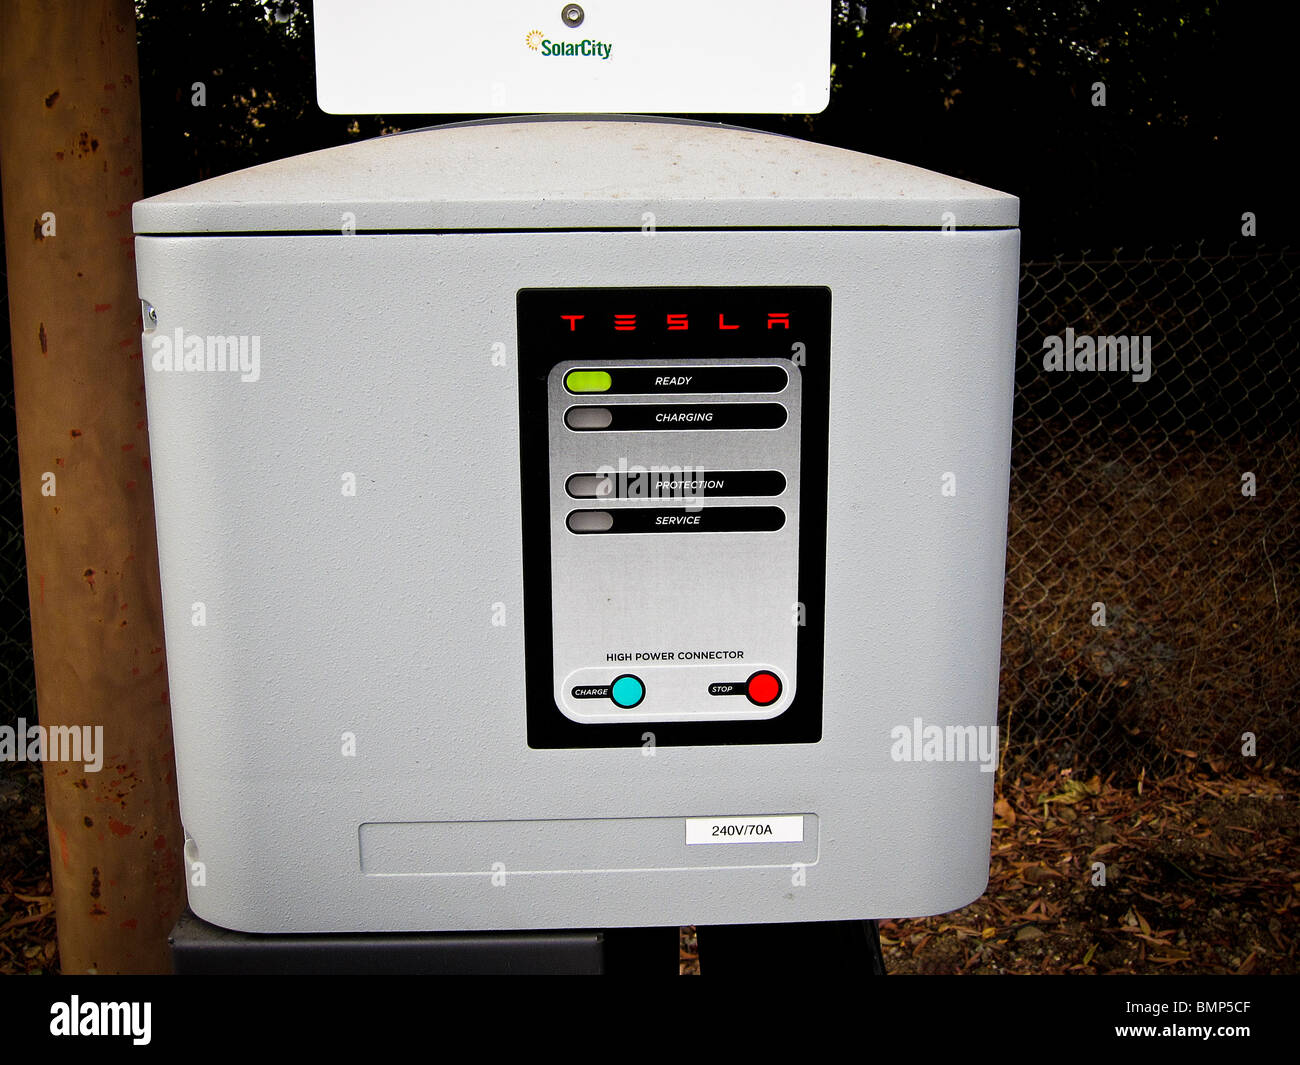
[685,815,805,845]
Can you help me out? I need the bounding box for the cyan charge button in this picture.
[610,674,645,709]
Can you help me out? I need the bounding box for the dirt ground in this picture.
[877,761,1295,974]
[0,761,56,973]
[679,758,1297,975]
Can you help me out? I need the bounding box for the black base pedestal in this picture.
[169,910,678,975]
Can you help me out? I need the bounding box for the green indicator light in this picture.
[565,370,612,393]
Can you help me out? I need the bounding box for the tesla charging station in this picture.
[135,3,1019,970]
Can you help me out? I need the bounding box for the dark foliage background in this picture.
[129,1,1289,255]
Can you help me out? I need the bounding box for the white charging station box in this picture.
[133,118,1019,933]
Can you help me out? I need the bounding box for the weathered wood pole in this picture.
[0,0,185,972]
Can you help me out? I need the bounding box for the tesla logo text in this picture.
[560,312,791,332]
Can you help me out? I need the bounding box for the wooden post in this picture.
[0,0,185,972]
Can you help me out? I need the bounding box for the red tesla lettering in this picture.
[614,314,637,331]
[561,315,584,331]
[666,313,689,331]
[718,313,739,331]
[767,313,790,330]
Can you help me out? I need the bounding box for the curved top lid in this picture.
[133,116,1018,234]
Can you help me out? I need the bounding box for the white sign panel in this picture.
[314,0,830,114]
[685,815,806,845]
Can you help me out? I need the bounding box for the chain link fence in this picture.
[0,242,1295,777]
[1003,241,1298,776]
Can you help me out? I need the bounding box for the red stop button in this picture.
[746,671,782,706]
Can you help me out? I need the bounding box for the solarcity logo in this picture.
[524,28,613,60]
